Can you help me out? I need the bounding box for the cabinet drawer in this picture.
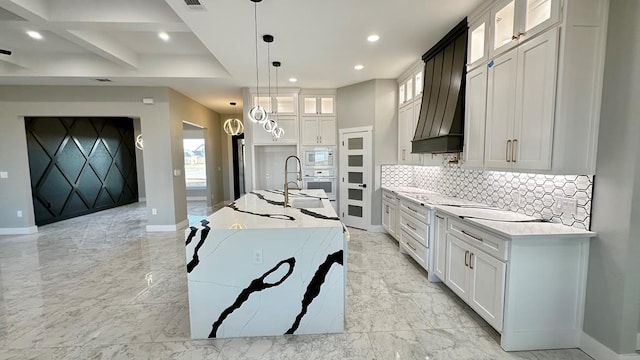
[399,211,429,248]
[448,218,509,261]
[383,190,398,203]
[399,229,428,269]
[400,199,430,224]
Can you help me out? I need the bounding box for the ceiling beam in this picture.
[57,30,139,70]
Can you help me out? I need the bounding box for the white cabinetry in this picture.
[253,117,298,145]
[253,94,297,115]
[485,28,557,170]
[301,117,335,146]
[398,199,430,270]
[382,190,399,240]
[397,62,425,165]
[433,214,447,281]
[466,0,607,175]
[463,66,488,168]
[301,95,335,116]
[437,211,591,351]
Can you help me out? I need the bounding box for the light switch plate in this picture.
[173,169,181,176]
[0,171,7,179]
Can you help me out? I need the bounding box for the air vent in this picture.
[184,0,206,10]
[95,78,112,82]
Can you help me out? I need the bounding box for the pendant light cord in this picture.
[267,43,271,101]
[254,1,260,98]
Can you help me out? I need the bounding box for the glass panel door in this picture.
[470,22,486,64]
[526,0,551,31]
[254,96,272,113]
[339,129,372,230]
[276,96,295,114]
[304,97,318,114]
[320,97,334,114]
[492,0,516,54]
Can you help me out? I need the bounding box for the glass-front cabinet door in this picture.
[275,95,296,115]
[521,0,560,42]
[253,96,272,113]
[468,12,490,70]
[491,0,517,56]
[301,95,334,116]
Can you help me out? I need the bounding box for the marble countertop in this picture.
[205,189,342,230]
[382,186,595,239]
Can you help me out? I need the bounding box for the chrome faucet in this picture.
[284,155,302,207]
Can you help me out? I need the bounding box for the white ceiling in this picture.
[0,0,484,114]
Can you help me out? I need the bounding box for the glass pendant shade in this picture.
[223,118,244,136]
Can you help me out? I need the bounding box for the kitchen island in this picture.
[185,189,346,339]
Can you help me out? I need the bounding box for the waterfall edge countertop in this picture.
[207,189,341,230]
[383,186,596,239]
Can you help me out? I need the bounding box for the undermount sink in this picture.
[290,198,324,209]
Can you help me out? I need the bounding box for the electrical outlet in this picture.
[152,208,157,215]
[0,171,7,179]
[554,197,577,215]
[253,249,263,264]
[16,211,22,217]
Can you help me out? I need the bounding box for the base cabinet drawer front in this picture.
[448,218,509,261]
[433,214,447,281]
[382,190,397,202]
[469,249,506,332]
[400,229,428,269]
[445,234,470,301]
[400,200,430,224]
[399,211,429,247]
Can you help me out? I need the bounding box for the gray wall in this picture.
[337,79,397,227]
[583,0,640,354]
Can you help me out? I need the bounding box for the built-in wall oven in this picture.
[302,169,336,201]
[303,148,334,168]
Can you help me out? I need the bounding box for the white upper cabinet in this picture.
[468,12,490,70]
[301,95,335,116]
[253,116,298,145]
[466,0,607,175]
[253,94,297,115]
[301,117,335,146]
[489,0,560,58]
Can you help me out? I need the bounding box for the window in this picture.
[184,139,206,188]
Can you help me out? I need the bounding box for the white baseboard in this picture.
[0,226,38,235]
[146,219,189,232]
[636,333,640,351]
[368,225,385,233]
[581,332,640,360]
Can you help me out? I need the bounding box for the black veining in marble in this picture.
[185,226,198,246]
[285,250,343,335]
[298,208,340,221]
[459,216,550,223]
[264,189,328,200]
[250,191,285,206]
[226,202,295,221]
[209,257,296,338]
[186,225,211,273]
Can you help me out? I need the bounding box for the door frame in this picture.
[338,126,373,230]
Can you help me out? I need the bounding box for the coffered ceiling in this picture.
[0,0,483,113]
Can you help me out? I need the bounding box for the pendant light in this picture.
[262,34,278,133]
[271,61,284,139]
[223,102,244,136]
[247,0,268,124]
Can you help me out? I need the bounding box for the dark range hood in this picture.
[412,19,468,154]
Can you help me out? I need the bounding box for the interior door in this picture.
[339,128,372,230]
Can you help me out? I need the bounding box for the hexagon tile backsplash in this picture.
[381,164,593,230]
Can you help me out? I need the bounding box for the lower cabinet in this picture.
[433,214,447,281]
[382,199,398,239]
[445,227,506,331]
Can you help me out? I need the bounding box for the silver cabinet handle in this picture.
[385,206,389,214]
[465,250,469,267]
[435,215,444,220]
[462,230,483,242]
[406,241,417,252]
[506,140,512,163]
[402,149,406,161]
[512,139,518,163]
[406,206,417,213]
[469,253,474,269]
[406,222,417,231]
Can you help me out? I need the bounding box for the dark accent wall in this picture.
[25,117,138,226]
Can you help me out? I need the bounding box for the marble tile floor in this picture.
[0,202,593,359]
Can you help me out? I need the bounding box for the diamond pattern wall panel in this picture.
[25,117,138,226]
[381,164,593,230]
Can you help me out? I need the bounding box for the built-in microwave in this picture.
[303,148,334,168]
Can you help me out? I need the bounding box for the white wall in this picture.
[582,0,640,355]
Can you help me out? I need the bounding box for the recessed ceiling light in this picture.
[367,34,380,42]
[354,64,364,71]
[27,31,42,40]
[289,78,298,83]
[158,32,170,41]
